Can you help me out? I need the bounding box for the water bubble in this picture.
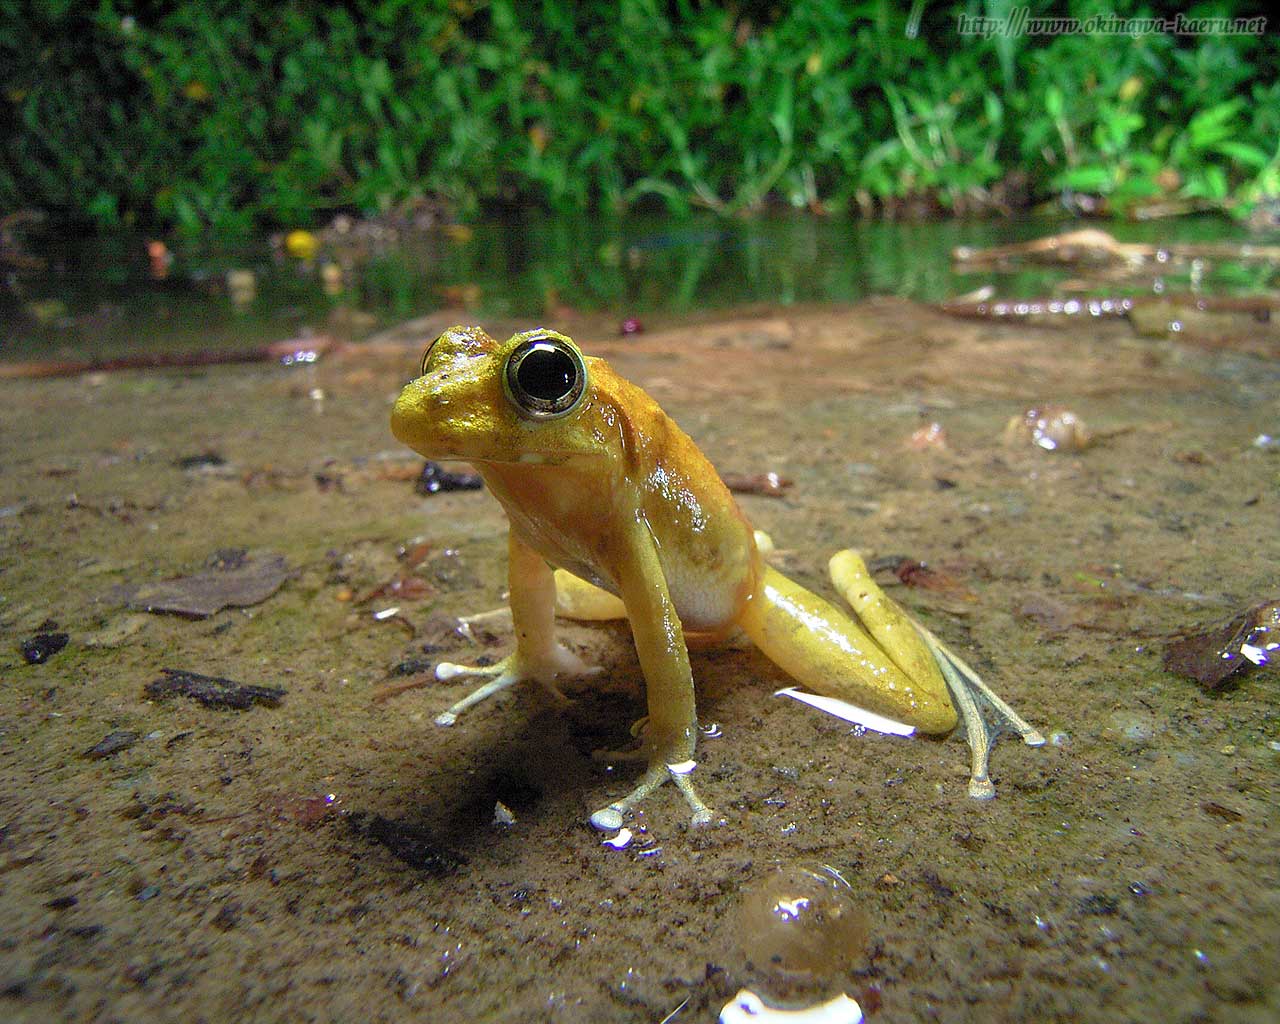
[732,864,869,978]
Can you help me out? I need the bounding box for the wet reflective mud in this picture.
[1,300,1277,1022]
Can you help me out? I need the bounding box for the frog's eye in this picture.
[503,335,587,420]
[419,335,442,377]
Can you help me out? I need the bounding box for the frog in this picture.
[390,326,1043,831]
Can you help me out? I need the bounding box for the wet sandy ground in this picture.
[2,300,1278,1023]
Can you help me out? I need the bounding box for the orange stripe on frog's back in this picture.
[596,363,760,631]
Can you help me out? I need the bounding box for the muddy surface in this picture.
[2,300,1278,1023]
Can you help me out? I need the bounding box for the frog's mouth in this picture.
[390,386,596,467]
[472,450,597,468]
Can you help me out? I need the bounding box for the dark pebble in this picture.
[391,656,436,676]
[66,924,104,940]
[21,632,69,664]
[175,452,226,470]
[1077,894,1119,916]
[414,460,483,495]
[212,900,241,930]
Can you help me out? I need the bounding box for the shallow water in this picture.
[3,211,1272,363]
[2,235,1279,1021]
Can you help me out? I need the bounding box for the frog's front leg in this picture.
[587,521,715,832]
[432,531,602,727]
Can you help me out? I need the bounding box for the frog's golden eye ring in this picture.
[419,335,443,377]
[503,335,587,420]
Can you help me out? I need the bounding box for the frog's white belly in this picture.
[504,504,740,632]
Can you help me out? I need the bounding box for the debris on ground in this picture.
[371,676,432,703]
[889,558,977,601]
[1163,598,1279,689]
[83,730,141,759]
[113,549,290,618]
[722,471,793,497]
[175,451,227,472]
[347,812,465,874]
[21,630,69,664]
[1002,406,1092,452]
[356,575,432,604]
[144,668,286,710]
[414,460,484,495]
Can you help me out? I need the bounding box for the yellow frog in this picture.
[390,326,1043,831]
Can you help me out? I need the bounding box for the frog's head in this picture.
[391,325,601,465]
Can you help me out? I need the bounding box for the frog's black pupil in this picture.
[517,345,575,401]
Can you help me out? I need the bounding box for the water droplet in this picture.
[731,863,869,978]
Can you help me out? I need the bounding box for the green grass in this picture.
[2,0,1276,235]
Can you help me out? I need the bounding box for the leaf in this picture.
[1058,165,1111,192]
[1215,141,1269,169]
[1044,85,1064,121]
[770,74,794,148]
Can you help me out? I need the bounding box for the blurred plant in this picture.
[0,0,1275,234]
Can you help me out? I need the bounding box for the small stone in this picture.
[83,730,141,759]
[21,632,69,664]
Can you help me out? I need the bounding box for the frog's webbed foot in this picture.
[587,720,717,832]
[588,756,716,832]
[913,623,1046,799]
[433,644,603,727]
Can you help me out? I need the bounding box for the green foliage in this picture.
[1,0,1276,234]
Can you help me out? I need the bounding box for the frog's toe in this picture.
[914,624,1045,800]
[433,642,602,726]
[433,660,521,726]
[670,760,717,826]
[588,759,717,831]
[590,805,627,831]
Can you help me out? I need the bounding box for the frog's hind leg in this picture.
[738,564,959,735]
[553,569,628,620]
[553,568,728,649]
[827,550,1045,798]
[738,555,1043,799]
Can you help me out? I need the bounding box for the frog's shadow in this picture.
[346,662,652,868]
[350,632,928,868]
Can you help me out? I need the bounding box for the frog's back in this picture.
[592,360,759,631]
